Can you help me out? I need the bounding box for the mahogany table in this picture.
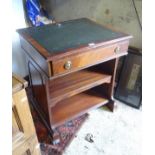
[17,18,132,141]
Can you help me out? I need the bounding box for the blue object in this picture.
[26,0,44,26]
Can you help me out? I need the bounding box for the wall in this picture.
[43,0,142,49]
[12,0,28,77]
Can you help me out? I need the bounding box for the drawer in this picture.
[52,41,129,76]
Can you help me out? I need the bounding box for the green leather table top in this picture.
[18,18,127,54]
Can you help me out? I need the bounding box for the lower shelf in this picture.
[51,89,108,128]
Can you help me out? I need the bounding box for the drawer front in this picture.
[52,41,129,76]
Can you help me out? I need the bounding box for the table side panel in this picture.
[20,37,51,77]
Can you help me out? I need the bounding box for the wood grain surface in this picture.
[52,41,129,76]
[48,68,112,107]
[51,89,108,128]
[12,75,41,155]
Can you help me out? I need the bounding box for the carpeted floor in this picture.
[63,101,142,155]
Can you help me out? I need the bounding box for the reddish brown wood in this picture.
[98,59,119,97]
[105,58,119,111]
[17,19,132,63]
[17,31,50,58]
[32,85,49,116]
[20,37,51,77]
[106,99,115,112]
[47,68,112,107]
[46,38,131,62]
[50,89,108,128]
[95,59,119,111]
[17,18,132,138]
[51,41,129,76]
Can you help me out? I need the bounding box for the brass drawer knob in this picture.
[114,46,120,53]
[64,61,72,70]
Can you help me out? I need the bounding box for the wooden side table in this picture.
[12,74,41,155]
[17,18,132,141]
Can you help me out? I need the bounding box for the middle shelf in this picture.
[47,67,112,107]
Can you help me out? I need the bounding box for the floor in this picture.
[63,101,142,155]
